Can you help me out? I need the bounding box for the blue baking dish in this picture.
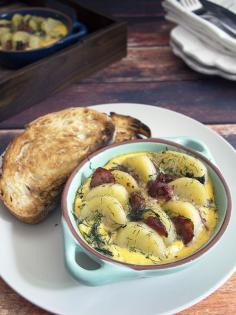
[0,7,87,68]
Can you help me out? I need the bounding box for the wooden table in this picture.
[0,1,235,314]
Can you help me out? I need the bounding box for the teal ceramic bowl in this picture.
[62,137,231,286]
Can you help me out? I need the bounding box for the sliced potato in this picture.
[80,196,127,226]
[12,31,30,43]
[122,155,156,182]
[29,19,39,31]
[29,35,41,49]
[116,222,166,258]
[111,170,139,193]
[0,27,11,37]
[85,183,129,207]
[12,14,23,28]
[171,177,208,206]
[1,32,12,46]
[153,150,207,183]
[164,200,202,236]
[0,19,10,27]
[41,18,67,37]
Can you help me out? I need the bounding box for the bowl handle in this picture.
[60,21,88,45]
[165,136,215,163]
[62,219,139,286]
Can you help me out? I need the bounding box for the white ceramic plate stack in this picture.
[163,0,236,80]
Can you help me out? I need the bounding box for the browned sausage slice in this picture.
[90,167,115,188]
[172,216,194,245]
[147,180,173,200]
[130,192,146,212]
[145,216,168,237]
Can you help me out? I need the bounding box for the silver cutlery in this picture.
[179,0,236,37]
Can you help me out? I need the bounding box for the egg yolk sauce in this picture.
[73,151,218,265]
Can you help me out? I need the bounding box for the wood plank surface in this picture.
[0,79,236,128]
[126,17,173,47]
[83,47,202,82]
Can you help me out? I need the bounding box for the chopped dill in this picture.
[88,213,105,247]
[94,247,113,257]
[128,208,157,221]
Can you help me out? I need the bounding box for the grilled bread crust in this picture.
[0,108,151,224]
[110,112,151,143]
[0,108,114,223]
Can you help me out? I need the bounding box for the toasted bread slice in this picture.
[110,112,151,143]
[0,108,151,224]
[0,108,115,223]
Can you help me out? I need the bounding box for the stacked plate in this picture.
[163,0,236,80]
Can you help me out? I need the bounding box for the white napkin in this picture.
[163,0,236,55]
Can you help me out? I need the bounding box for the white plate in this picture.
[0,103,235,315]
[170,38,236,81]
[171,26,236,75]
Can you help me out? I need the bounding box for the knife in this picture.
[200,0,236,33]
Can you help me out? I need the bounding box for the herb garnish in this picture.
[94,247,113,257]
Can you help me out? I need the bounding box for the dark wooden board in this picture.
[75,0,165,17]
[0,0,127,122]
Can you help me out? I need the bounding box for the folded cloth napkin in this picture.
[163,0,236,55]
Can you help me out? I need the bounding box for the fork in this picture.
[180,0,206,14]
[179,0,236,37]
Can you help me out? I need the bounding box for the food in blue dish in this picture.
[0,13,68,51]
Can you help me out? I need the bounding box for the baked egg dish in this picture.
[73,150,218,265]
[0,13,68,51]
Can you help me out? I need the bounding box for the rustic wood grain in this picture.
[210,124,236,148]
[0,79,236,128]
[126,17,173,47]
[83,47,201,83]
